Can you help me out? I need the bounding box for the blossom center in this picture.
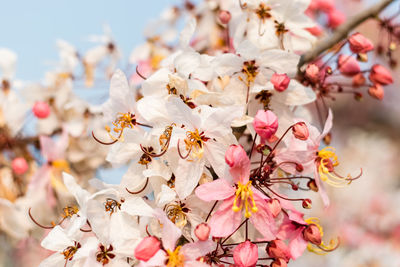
[62,241,81,261]
[240,60,259,85]
[106,112,137,141]
[317,147,352,187]
[184,129,209,159]
[165,202,190,228]
[232,181,258,218]
[166,246,185,267]
[255,3,272,21]
[96,244,116,265]
[104,198,122,215]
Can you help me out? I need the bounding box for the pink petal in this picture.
[250,191,277,240]
[195,179,235,202]
[209,197,242,238]
[181,240,215,261]
[288,227,308,260]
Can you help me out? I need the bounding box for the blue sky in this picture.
[0,0,178,81]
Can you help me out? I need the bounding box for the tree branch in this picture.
[299,0,395,68]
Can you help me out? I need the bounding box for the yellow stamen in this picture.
[305,217,339,255]
[232,181,258,218]
[317,147,352,187]
[106,112,137,142]
[166,246,185,267]
[184,129,207,160]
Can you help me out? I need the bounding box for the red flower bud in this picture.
[271,73,290,92]
[295,163,304,172]
[368,84,384,100]
[348,33,374,54]
[352,73,366,87]
[134,236,161,262]
[194,223,210,241]
[302,199,312,209]
[270,258,288,267]
[369,64,393,85]
[292,122,309,141]
[33,101,51,119]
[305,64,320,82]
[303,224,322,245]
[266,240,290,262]
[12,157,28,175]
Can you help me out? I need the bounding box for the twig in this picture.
[299,0,395,67]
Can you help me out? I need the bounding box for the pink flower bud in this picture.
[303,224,322,245]
[267,199,281,217]
[12,157,28,175]
[327,9,345,29]
[348,33,374,54]
[33,101,51,119]
[292,122,309,141]
[271,73,290,92]
[253,110,278,141]
[225,145,248,168]
[306,26,323,37]
[134,236,161,262]
[369,64,393,85]
[271,258,288,267]
[233,241,258,267]
[295,163,304,172]
[352,73,366,87]
[305,64,319,82]
[315,0,335,12]
[266,240,290,262]
[338,55,360,76]
[368,84,384,100]
[218,10,231,24]
[194,223,210,241]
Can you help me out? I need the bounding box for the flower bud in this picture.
[305,64,319,82]
[266,199,281,217]
[134,236,161,262]
[225,145,248,168]
[218,10,231,24]
[33,101,51,119]
[271,258,288,267]
[307,180,318,192]
[303,224,322,245]
[338,55,360,76]
[12,157,28,175]
[271,73,290,92]
[369,64,393,85]
[352,73,366,87]
[315,0,335,12]
[306,26,323,36]
[266,240,290,262]
[368,84,384,100]
[327,9,345,29]
[233,241,258,267]
[253,110,278,141]
[302,199,312,209]
[292,122,309,141]
[194,223,210,241]
[348,33,374,54]
[295,163,304,172]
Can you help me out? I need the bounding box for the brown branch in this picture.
[299,0,395,67]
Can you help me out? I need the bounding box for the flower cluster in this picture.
[0,0,397,266]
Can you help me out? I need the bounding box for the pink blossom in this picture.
[233,241,258,267]
[218,10,231,24]
[305,64,320,82]
[266,239,291,262]
[196,146,277,239]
